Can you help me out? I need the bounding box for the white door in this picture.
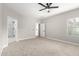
[7,16,17,43]
[35,23,40,37]
[40,23,46,37]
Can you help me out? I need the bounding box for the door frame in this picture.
[40,23,46,37]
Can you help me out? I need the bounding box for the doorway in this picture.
[35,23,40,37]
[35,23,46,37]
[40,23,46,37]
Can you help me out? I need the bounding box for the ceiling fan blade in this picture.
[38,3,46,8]
[49,6,59,8]
[49,3,52,6]
[39,8,47,11]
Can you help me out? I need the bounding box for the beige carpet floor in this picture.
[1,37,79,56]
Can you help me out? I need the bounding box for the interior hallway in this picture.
[2,37,79,56]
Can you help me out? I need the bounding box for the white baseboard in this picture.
[23,36,36,40]
[46,36,79,46]
[16,36,36,42]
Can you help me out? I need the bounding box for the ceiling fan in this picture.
[38,3,59,13]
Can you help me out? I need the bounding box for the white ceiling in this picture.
[5,3,79,19]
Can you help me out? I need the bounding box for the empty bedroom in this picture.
[0,3,79,56]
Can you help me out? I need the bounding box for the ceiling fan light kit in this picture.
[38,3,59,13]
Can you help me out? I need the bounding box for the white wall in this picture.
[0,4,37,49]
[20,16,37,40]
[4,5,38,41]
[0,4,3,55]
[0,4,2,47]
[0,4,24,55]
[44,8,79,43]
[2,4,23,45]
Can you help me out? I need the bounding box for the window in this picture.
[7,16,17,38]
[68,17,79,36]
